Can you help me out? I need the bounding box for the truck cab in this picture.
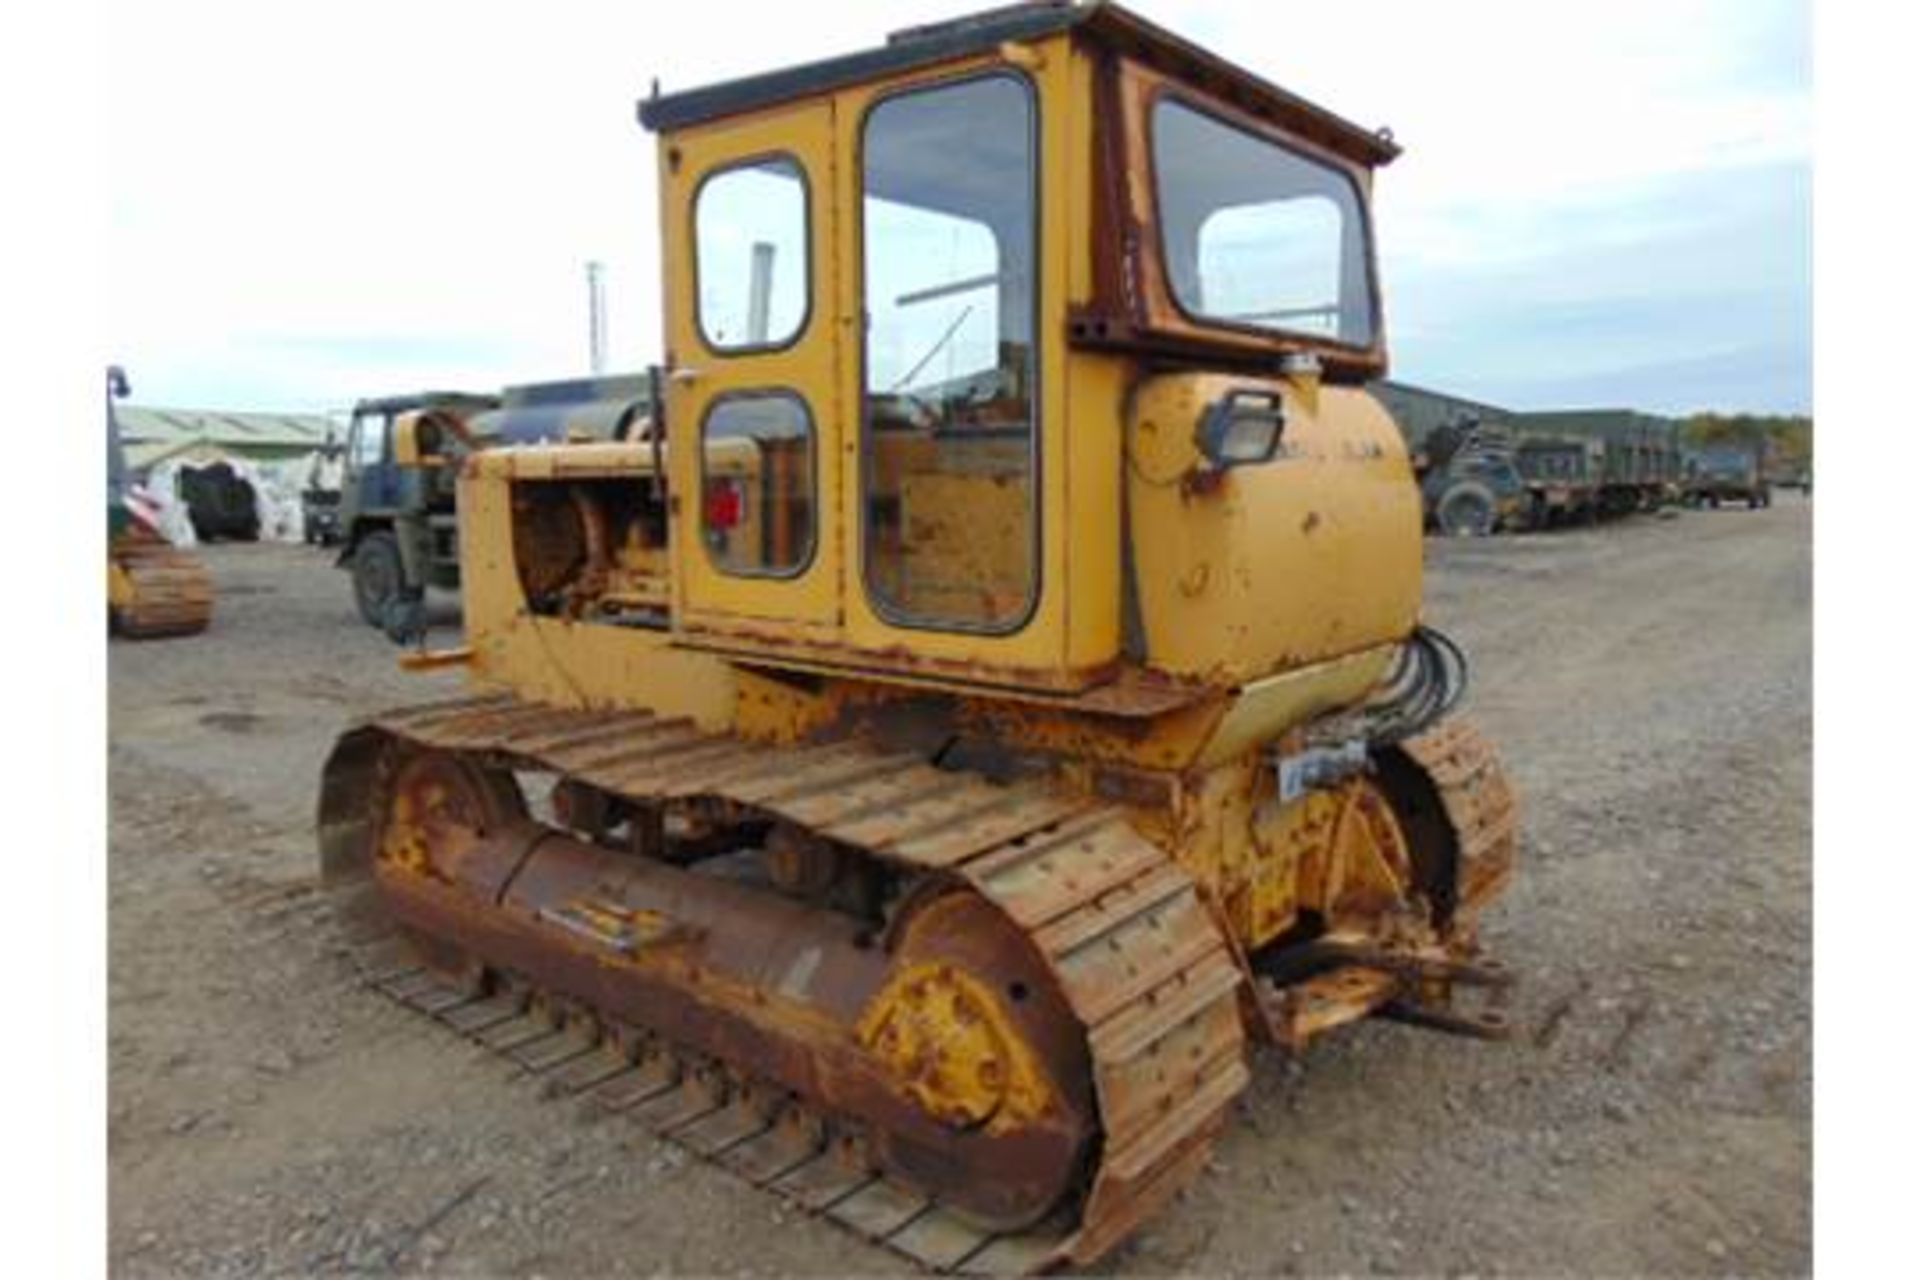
[1515,434,1604,526]
[336,391,501,626]
[1684,443,1772,509]
[1417,418,1528,535]
[338,378,657,631]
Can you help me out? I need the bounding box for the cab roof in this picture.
[637,0,1400,168]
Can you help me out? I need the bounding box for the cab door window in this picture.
[694,156,810,351]
[860,73,1038,632]
[700,392,817,577]
[349,412,387,469]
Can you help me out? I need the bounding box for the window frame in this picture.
[690,151,815,356]
[1146,90,1384,354]
[696,387,821,581]
[346,410,387,472]
[854,66,1044,637]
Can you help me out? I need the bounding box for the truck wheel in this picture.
[351,531,404,627]
[1437,483,1498,537]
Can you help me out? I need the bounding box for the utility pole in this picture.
[586,260,608,376]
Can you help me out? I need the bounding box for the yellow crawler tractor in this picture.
[319,3,1517,1268]
[107,366,213,638]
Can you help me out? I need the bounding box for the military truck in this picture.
[1416,417,1530,536]
[1511,410,1681,515]
[1513,434,1604,527]
[1683,441,1772,509]
[336,374,652,632]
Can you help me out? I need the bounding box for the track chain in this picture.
[1401,717,1518,917]
[332,694,1252,1271]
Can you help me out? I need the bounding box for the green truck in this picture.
[1415,418,1530,536]
[1683,441,1772,509]
[1511,410,1683,516]
[1513,434,1605,527]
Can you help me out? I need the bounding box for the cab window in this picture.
[695,156,809,351]
[700,393,817,577]
[860,73,1037,632]
[349,413,386,468]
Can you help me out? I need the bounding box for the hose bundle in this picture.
[1353,624,1470,744]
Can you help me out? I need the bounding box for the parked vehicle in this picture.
[1511,410,1681,515]
[1684,442,1772,508]
[1514,434,1605,527]
[316,5,1517,1267]
[302,438,346,546]
[1417,418,1529,535]
[335,376,651,632]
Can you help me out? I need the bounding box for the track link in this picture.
[1400,717,1518,919]
[324,695,1250,1272]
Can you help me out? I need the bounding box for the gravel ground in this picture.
[107,495,1811,1277]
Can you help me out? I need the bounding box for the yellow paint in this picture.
[857,960,1056,1133]
[391,412,430,467]
[663,99,844,634]
[426,26,1475,966]
[1124,756,1425,954]
[1197,645,1396,768]
[378,787,434,878]
[456,461,740,729]
[398,646,474,672]
[1126,372,1421,684]
[107,559,135,612]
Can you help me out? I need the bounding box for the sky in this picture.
[101,0,1811,417]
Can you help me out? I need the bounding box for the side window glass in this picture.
[695,158,809,351]
[1196,198,1344,336]
[351,414,386,468]
[701,393,816,577]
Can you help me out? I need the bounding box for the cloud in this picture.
[102,0,1810,416]
[1389,160,1811,412]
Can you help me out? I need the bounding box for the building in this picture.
[116,405,341,474]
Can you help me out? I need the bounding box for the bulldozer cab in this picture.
[646,0,1402,693]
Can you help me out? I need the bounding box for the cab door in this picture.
[343,407,396,520]
[663,103,841,636]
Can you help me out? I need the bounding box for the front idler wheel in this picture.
[858,889,1094,1232]
[376,749,527,891]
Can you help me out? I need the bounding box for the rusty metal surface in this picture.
[1399,717,1519,925]
[329,700,1253,1271]
[110,540,215,637]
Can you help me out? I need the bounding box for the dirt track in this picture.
[108,496,1811,1277]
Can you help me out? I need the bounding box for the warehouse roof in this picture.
[118,405,339,450]
[117,405,342,471]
